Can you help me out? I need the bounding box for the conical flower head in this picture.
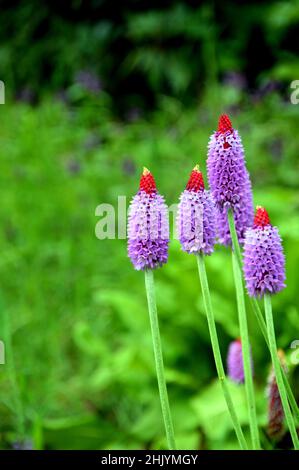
[127,168,169,270]
[207,114,254,245]
[176,165,216,255]
[267,350,287,440]
[243,207,286,297]
[227,339,254,384]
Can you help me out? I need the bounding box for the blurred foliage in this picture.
[1,0,299,111]
[0,0,299,450]
[0,85,298,449]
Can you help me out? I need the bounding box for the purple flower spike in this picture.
[243,207,286,298]
[227,339,254,384]
[127,168,169,270]
[177,165,216,255]
[207,114,254,245]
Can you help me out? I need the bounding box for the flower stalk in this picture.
[228,209,299,424]
[264,294,299,449]
[228,208,260,449]
[144,269,176,449]
[177,166,247,448]
[196,254,248,449]
[231,249,260,449]
[128,168,175,448]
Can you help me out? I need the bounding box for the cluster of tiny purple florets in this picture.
[207,120,254,245]
[243,224,286,298]
[176,167,216,255]
[177,189,216,255]
[127,190,169,271]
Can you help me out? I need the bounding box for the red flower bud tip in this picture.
[186,165,205,192]
[217,114,233,134]
[139,167,157,194]
[254,206,271,228]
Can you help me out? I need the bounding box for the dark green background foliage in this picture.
[1,0,299,111]
[0,0,298,450]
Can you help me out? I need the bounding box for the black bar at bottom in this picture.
[0,450,296,466]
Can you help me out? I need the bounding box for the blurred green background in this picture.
[0,0,299,450]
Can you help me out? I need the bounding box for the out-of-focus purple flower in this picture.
[243,207,286,298]
[75,70,102,94]
[207,114,254,245]
[55,89,69,104]
[125,107,142,123]
[15,87,37,105]
[5,222,17,242]
[65,157,81,176]
[176,165,216,255]
[12,439,33,450]
[83,133,102,151]
[227,339,254,384]
[127,168,169,270]
[268,138,283,163]
[222,71,247,90]
[251,80,281,103]
[122,158,136,176]
[267,349,286,440]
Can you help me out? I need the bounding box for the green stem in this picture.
[250,298,299,424]
[144,269,176,450]
[228,209,299,423]
[196,254,248,449]
[264,295,299,449]
[282,369,299,425]
[231,251,260,449]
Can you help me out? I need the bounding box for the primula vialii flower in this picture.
[267,350,287,440]
[227,339,254,384]
[207,114,254,245]
[177,165,216,255]
[243,207,286,297]
[127,168,169,270]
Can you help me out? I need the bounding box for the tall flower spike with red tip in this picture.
[207,114,254,245]
[243,206,286,297]
[177,165,216,255]
[127,168,169,270]
[129,169,176,448]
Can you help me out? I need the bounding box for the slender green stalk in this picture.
[250,297,299,424]
[196,254,248,449]
[144,269,176,450]
[228,209,299,423]
[264,295,299,449]
[281,369,299,424]
[231,251,260,449]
